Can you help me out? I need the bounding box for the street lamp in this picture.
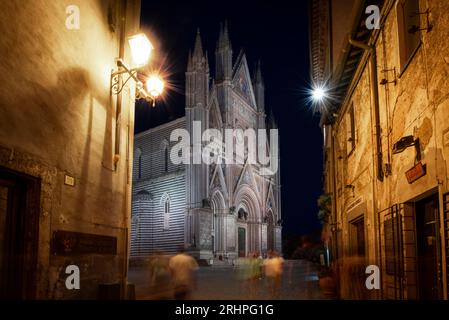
[146,75,164,106]
[111,33,163,106]
[312,86,326,102]
[128,33,154,68]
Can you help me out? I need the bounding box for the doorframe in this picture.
[237,225,247,257]
[0,165,41,299]
[409,188,443,299]
[348,214,366,258]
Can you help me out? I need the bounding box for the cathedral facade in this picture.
[131,25,282,262]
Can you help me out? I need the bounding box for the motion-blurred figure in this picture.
[148,251,171,299]
[335,256,367,299]
[168,246,199,300]
[264,251,284,299]
[248,252,264,299]
[236,256,252,297]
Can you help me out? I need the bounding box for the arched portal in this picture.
[234,185,262,256]
[131,190,153,257]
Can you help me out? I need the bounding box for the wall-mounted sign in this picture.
[64,174,75,187]
[405,161,426,184]
[51,230,117,256]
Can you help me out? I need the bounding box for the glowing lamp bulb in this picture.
[128,33,153,67]
[146,75,164,98]
[312,87,326,101]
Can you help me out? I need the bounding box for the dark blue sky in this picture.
[136,0,323,236]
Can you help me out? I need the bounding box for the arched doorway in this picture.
[131,190,153,257]
[234,185,261,256]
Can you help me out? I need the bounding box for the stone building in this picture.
[0,1,141,299]
[311,0,449,299]
[131,26,282,262]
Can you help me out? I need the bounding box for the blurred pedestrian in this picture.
[264,251,284,299]
[148,250,171,299]
[336,255,367,299]
[248,252,263,299]
[236,255,251,297]
[168,246,199,300]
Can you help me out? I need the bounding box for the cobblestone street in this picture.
[129,259,327,300]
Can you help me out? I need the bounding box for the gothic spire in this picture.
[218,22,224,46]
[193,28,204,60]
[217,20,231,49]
[222,20,230,44]
[254,60,265,112]
[215,21,233,82]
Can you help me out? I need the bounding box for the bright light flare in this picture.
[146,75,164,98]
[128,33,153,67]
[312,87,326,101]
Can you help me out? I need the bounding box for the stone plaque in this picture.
[51,230,117,255]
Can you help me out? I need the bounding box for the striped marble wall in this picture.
[131,117,187,256]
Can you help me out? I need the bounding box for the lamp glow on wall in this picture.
[111,33,164,106]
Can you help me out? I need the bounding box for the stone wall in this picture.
[0,0,141,299]
[324,0,449,298]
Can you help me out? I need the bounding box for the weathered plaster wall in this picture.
[328,0,449,298]
[0,0,140,298]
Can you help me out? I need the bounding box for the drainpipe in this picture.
[330,126,339,261]
[117,0,128,299]
[348,39,384,182]
[115,0,127,171]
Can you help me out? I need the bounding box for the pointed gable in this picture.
[207,86,224,129]
[234,161,261,201]
[209,163,228,199]
[232,51,257,109]
[265,183,277,214]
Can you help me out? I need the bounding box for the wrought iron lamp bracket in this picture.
[111,59,140,95]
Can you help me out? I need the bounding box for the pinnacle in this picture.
[193,28,204,59]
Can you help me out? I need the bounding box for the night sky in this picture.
[136,0,323,236]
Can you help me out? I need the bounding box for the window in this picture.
[135,148,142,179]
[164,199,170,229]
[397,0,421,72]
[161,140,169,173]
[346,104,356,155]
[161,193,170,230]
[384,216,403,276]
[350,217,365,257]
[138,154,142,179]
[164,147,169,172]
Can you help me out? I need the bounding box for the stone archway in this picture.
[234,185,262,255]
[131,190,153,257]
